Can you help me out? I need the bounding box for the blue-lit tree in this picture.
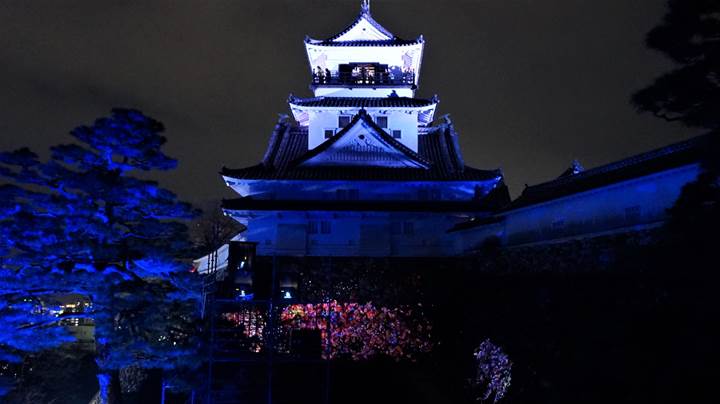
[0,109,200,403]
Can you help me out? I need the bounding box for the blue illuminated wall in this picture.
[224,178,501,257]
[225,179,497,202]
[457,163,701,251]
[228,210,470,257]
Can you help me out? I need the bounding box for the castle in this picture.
[194,4,713,401]
[196,0,707,270]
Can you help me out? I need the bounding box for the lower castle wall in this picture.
[458,163,701,252]
[235,211,467,257]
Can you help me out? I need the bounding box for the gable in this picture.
[332,15,394,42]
[298,116,429,169]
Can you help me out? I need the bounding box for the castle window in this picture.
[419,189,440,200]
[376,116,388,128]
[403,222,414,236]
[336,189,359,200]
[308,221,318,234]
[320,221,331,234]
[324,129,335,139]
[392,130,402,139]
[338,115,351,128]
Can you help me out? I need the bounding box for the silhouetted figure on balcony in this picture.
[316,66,324,83]
[325,68,331,83]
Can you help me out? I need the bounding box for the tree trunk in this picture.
[97,370,123,404]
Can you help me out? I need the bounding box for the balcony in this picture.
[311,71,416,87]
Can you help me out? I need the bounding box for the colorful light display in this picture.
[280,300,432,360]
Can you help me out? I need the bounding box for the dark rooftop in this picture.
[222,114,502,183]
[289,96,436,109]
[307,2,402,45]
[509,133,713,210]
[305,39,423,47]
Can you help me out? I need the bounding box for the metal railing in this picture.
[311,71,415,86]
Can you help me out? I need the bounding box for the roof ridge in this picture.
[526,134,709,192]
[261,121,288,168]
[305,38,422,47]
[289,96,437,108]
[323,3,395,42]
[444,124,465,172]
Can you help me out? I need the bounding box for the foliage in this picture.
[472,339,512,403]
[0,298,75,363]
[632,0,720,263]
[663,136,720,267]
[632,0,720,129]
[4,348,98,404]
[0,109,201,401]
[189,201,244,257]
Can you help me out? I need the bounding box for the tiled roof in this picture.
[289,96,437,109]
[509,133,713,210]
[306,39,423,47]
[222,114,502,182]
[223,164,500,182]
[323,5,395,42]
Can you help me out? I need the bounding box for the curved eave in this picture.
[289,101,437,126]
[221,166,504,183]
[288,101,438,111]
[304,37,424,47]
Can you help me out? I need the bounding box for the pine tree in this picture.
[632,0,720,129]
[0,109,201,403]
[631,1,720,262]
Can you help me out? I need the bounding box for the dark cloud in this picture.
[0,0,689,203]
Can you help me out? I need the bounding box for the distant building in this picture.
[220,0,508,257]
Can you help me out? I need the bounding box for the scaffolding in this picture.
[198,243,332,404]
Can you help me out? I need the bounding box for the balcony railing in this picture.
[311,71,415,86]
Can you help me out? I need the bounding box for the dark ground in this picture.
[6,230,716,403]
[202,231,715,404]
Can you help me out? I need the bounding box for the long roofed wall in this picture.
[452,134,712,252]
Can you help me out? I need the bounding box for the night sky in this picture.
[0,0,692,204]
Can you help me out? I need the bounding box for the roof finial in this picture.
[570,159,584,175]
[361,0,370,14]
